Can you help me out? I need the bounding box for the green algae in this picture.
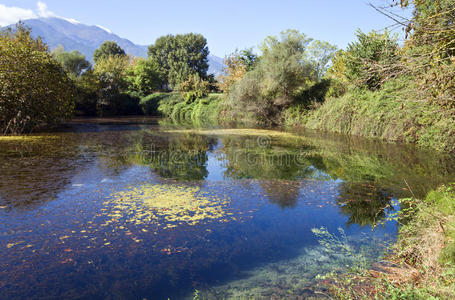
[102,184,233,229]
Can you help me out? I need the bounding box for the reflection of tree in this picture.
[336,182,395,227]
[119,133,216,181]
[0,135,90,210]
[260,180,302,208]
[220,136,326,181]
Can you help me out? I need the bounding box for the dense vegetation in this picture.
[0,26,74,134]
[1,0,453,154]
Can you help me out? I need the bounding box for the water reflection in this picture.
[1,121,455,299]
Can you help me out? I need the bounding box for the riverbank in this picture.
[317,184,455,299]
[300,78,455,154]
[150,83,455,154]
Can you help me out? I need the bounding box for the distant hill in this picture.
[2,17,224,76]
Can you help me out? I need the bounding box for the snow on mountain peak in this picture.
[96,25,112,34]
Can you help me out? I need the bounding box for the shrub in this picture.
[343,30,401,90]
[0,25,74,134]
[140,93,168,116]
[226,30,315,124]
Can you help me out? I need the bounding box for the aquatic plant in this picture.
[101,184,233,229]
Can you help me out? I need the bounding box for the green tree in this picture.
[93,41,126,64]
[0,24,74,134]
[126,58,164,96]
[227,30,314,124]
[177,73,210,103]
[344,30,400,90]
[399,0,455,107]
[305,40,338,80]
[217,48,258,93]
[94,55,136,115]
[148,33,209,88]
[51,45,91,78]
[73,70,100,116]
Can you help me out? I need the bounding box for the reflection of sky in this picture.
[0,126,429,299]
[205,141,227,182]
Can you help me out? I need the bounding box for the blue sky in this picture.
[0,0,411,57]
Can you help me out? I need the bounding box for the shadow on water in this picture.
[1,118,455,299]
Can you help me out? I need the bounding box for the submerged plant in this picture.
[312,227,368,270]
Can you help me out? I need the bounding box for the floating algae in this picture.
[162,128,306,139]
[102,184,232,228]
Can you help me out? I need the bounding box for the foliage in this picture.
[156,93,223,125]
[217,48,258,93]
[73,69,100,116]
[51,45,91,78]
[94,55,133,115]
[402,0,455,108]
[148,33,209,88]
[226,30,315,124]
[126,57,164,96]
[176,73,210,103]
[305,77,455,153]
[319,184,455,299]
[139,93,174,116]
[305,40,338,80]
[343,30,401,90]
[0,24,74,134]
[93,41,126,64]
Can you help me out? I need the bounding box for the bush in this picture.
[343,30,401,90]
[140,93,170,116]
[304,77,455,153]
[98,93,141,116]
[156,93,223,125]
[0,25,74,134]
[226,30,314,124]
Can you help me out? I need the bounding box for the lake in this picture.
[1,117,454,299]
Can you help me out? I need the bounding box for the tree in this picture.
[394,0,455,107]
[0,24,74,134]
[343,30,400,90]
[51,46,91,78]
[93,41,126,64]
[176,73,210,103]
[305,40,338,80]
[148,33,209,88]
[94,55,134,115]
[217,49,258,93]
[126,58,164,96]
[227,30,314,124]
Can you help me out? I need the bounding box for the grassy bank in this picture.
[140,92,224,126]
[281,77,455,153]
[319,184,455,299]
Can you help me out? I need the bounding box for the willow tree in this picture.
[0,24,74,134]
[227,30,314,124]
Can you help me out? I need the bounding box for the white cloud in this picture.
[0,4,36,27]
[0,2,82,27]
[37,1,55,18]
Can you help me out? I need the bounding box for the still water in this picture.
[1,118,454,299]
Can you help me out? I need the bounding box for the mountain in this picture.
[2,17,224,76]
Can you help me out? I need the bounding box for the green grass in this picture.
[156,93,224,126]
[300,77,455,153]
